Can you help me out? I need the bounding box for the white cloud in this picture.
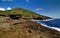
[0,8,6,11]
[0,7,11,11]
[36,8,43,11]
[7,7,11,10]
[2,0,13,1]
[26,0,29,2]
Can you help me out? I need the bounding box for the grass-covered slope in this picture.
[0,18,59,38]
[0,8,51,19]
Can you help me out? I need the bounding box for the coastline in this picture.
[32,19,53,21]
[0,18,60,38]
[32,19,60,32]
[40,22,60,31]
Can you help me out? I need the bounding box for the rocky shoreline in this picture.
[0,16,60,38]
[0,14,52,20]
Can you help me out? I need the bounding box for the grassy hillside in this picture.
[0,8,51,19]
[0,18,59,38]
[0,8,59,38]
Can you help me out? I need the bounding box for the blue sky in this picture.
[0,0,60,18]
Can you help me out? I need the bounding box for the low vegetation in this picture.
[0,8,51,20]
[0,8,59,38]
[0,17,59,38]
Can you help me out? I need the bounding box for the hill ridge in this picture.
[0,8,51,20]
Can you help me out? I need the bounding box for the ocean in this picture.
[33,19,60,31]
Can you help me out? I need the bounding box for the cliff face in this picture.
[0,16,59,38]
[0,8,51,20]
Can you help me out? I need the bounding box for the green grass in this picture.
[0,8,51,19]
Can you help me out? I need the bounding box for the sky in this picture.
[0,0,60,18]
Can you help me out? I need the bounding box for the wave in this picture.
[32,19,53,21]
[39,22,60,31]
[32,19,60,31]
[44,19,53,21]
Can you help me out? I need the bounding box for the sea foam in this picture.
[39,22,60,31]
[32,19,60,31]
[32,19,53,21]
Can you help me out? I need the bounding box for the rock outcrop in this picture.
[0,14,22,20]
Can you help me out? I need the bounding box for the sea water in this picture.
[33,19,60,31]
